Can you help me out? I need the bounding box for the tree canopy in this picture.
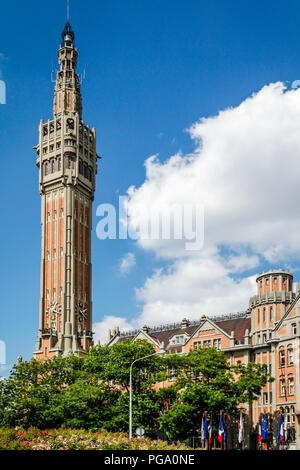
[0,340,272,440]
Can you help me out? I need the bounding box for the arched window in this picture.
[288,376,294,395]
[279,348,285,367]
[280,377,286,396]
[288,347,293,365]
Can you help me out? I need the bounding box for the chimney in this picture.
[181,318,190,329]
[141,325,149,334]
[230,330,235,347]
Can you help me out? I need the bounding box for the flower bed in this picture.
[0,428,192,450]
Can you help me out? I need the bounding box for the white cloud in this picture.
[119,252,136,274]
[93,315,136,345]
[100,82,300,333]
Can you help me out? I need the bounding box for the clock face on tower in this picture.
[45,302,62,330]
[75,302,88,327]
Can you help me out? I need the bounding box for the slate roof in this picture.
[113,313,251,351]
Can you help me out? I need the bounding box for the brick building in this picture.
[106,269,300,449]
[34,22,99,360]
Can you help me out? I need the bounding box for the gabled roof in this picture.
[114,312,250,350]
[215,317,251,343]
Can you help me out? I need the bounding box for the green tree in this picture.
[159,348,273,441]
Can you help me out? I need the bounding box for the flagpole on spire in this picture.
[67,0,70,22]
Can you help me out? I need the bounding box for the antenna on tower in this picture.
[67,0,70,21]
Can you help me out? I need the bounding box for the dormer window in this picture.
[176,335,184,344]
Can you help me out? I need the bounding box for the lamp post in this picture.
[129,348,165,439]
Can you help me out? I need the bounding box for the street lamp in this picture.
[129,347,165,439]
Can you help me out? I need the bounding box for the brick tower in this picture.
[34,22,99,359]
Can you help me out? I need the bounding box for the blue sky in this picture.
[1,0,300,375]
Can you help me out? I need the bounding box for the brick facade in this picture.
[107,269,300,449]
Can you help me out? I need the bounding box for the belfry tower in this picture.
[34,23,99,359]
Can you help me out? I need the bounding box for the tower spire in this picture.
[53,21,82,118]
[34,21,99,360]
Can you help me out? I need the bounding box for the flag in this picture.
[209,416,213,446]
[201,415,204,442]
[283,414,288,442]
[277,414,284,443]
[224,415,227,442]
[258,417,262,444]
[203,414,208,443]
[262,413,268,440]
[238,412,244,444]
[218,415,224,443]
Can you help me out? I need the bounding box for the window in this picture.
[175,335,184,344]
[288,377,294,395]
[288,348,293,365]
[203,340,211,348]
[280,350,285,367]
[257,334,261,344]
[292,324,297,336]
[270,306,273,322]
[263,334,267,343]
[263,392,268,404]
[213,339,221,349]
[291,406,295,424]
[193,341,201,350]
[280,379,286,396]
